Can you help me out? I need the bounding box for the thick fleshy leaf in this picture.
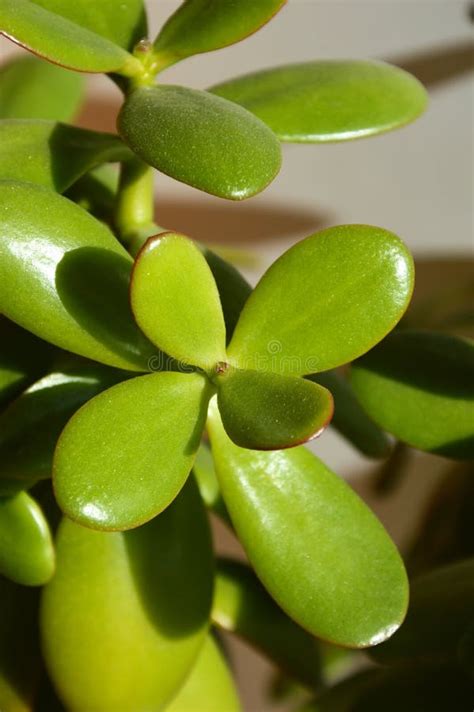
[0,363,127,491]
[41,479,213,711]
[211,60,427,142]
[0,55,84,121]
[118,85,281,200]
[203,248,252,341]
[0,0,141,75]
[207,403,408,647]
[308,371,390,458]
[65,163,119,221]
[54,371,211,530]
[351,331,474,460]
[0,491,54,585]
[153,0,286,68]
[31,0,147,51]
[0,317,54,410]
[193,444,230,524]
[216,366,333,449]
[370,559,474,665]
[167,635,241,712]
[0,181,156,371]
[213,558,322,688]
[228,225,414,375]
[131,233,226,370]
[0,120,132,191]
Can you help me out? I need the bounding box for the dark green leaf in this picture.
[228,225,414,375]
[211,60,427,142]
[208,403,408,647]
[0,181,156,371]
[118,85,281,200]
[350,331,474,460]
[41,478,213,710]
[216,366,333,449]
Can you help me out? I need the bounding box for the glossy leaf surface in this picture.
[153,0,286,68]
[41,480,213,711]
[228,225,414,375]
[0,0,141,75]
[31,0,147,51]
[118,85,281,200]
[208,404,408,647]
[371,559,474,665]
[308,371,390,458]
[131,233,226,370]
[216,366,333,449]
[167,635,241,712]
[351,331,474,460]
[0,181,155,371]
[213,558,322,688]
[54,371,211,530]
[0,491,54,585]
[211,60,427,142]
[0,55,84,121]
[0,120,132,192]
[0,363,127,490]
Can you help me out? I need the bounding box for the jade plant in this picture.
[0,1,472,710]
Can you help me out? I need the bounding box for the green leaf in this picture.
[54,371,211,530]
[228,225,414,375]
[192,444,230,525]
[65,163,119,221]
[0,491,54,586]
[213,558,322,688]
[370,559,474,665]
[308,371,390,458]
[0,120,132,192]
[153,0,286,69]
[0,0,141,75]
[118,85,281,200]
[216,366,333,449]
[0,55,84,121]
[202,248,252,341]
[31,0,147,51]
[207,403,408,647]
[167,635,241,712]
[211,60,427,142]
[351,331,474,460]
[0,181,156,371]
[0,363,127,491]
[41,478,213,711]
[131,233,226,370]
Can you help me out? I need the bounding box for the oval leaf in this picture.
[0,491,54,585]
[203,247,252,341]
[216,366,333,449]
[118,85,281,200]
[207,403,408,647]
[54,371,211,530]
[153,0,286,68]
[211,60,427,142]
[0,0,141,75]
[0,120,132,192]
[167,635,241,712]
[351,331,474,460]
[213,558,322,688]
[0,181,156,371]
[0,55,84,121]
[41,479,213,711]
[228,225,414,375]
[131,233,226,370]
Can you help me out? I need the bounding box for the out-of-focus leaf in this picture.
[65,164,119,221]
[193,444,230,524]
[202,248,252,341]
[118,85,281,200]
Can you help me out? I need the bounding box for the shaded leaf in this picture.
[54,371,211,530]
[41,479,213,711]
[193,444,230,525]
[207,403,408,647]
[211,60,427,142]
[350,331,474,460]
[118,85,281,200]
[228,225,414,375]
[131,233,226,370]
[216,366,333,449]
